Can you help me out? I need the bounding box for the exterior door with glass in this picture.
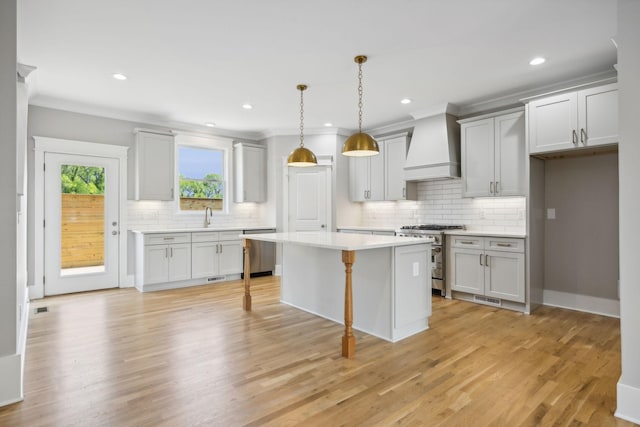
[44,153,120,295]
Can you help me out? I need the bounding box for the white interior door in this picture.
[44,153,120,295]
[288,166,330,232]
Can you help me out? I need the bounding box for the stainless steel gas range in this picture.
[395,224,465,296]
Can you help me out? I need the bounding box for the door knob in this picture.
[112,231,118,235]
[321,224,326,228]
[112,221,118,226]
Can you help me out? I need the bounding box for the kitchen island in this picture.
[241,232,432,358]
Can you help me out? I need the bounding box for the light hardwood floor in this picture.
[0,277,634,426]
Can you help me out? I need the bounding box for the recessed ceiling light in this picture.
[529,57,546,66]
[400,98,412,104]
[112,73,127,80]
[242,103,253,110]
[324,122,333,127]
[205,122,216,128]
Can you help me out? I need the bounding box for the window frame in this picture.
[174,134,232,215]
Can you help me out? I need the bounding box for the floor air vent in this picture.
[473,295,502,306]
[34,306,49,314]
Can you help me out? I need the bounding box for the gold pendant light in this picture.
[288,84,318,167]
[342,55,379,157]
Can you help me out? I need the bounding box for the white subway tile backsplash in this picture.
[360,179,526,232]
[127,200,265,231]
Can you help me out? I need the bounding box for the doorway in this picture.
[44,153,120,295]
[33,137,129,299]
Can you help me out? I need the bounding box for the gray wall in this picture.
[0,0,18,358]
[544,152,618,299]
[618,0,640,418]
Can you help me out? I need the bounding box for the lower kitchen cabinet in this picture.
[143,233,192,285]
[449,235,525,304]
[192,231,243,278]
[133,229,244,291]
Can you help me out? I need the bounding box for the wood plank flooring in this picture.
[0,277,634,426]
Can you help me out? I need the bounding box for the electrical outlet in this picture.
[547,208,556,220]
[412,262,419,277]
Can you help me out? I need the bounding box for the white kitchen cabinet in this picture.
[528,83,618,155]
[142,233,192,285]
[134,229,244,291]
[460,109,525,197]
[191,231,243,278]
[349,133,416,202]
[449,235,525,303]
[349,152,384,201]
[233,142,266,203]
[134,130,175,200]
[384,135,411,200]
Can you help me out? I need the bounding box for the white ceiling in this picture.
[18,0,617,136]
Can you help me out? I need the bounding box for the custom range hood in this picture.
[404,111,461,181]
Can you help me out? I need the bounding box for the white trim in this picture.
[616,381,640,424]
[542,289,620,318]
[32,137,129,299]
[0,354,23,407]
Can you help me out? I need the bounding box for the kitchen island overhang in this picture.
[241,232,433,358]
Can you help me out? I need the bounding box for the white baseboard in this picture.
[0,353,23,407]
[542,289,620,318]
[616,381,640,424]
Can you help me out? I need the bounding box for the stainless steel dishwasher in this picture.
[243,229,276,277]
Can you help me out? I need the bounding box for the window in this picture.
[177,145,226,211]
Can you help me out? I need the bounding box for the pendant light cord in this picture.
[299,87,305,148]
[357,61,363,133]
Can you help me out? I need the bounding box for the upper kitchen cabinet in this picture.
[528,83,618,155]
[349,133,416,202]
[349,148,384,202]
[459,109,525,197]
[233,142,266,203]
[134,130,175,200]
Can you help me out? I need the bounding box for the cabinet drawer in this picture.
[144,233,191,245]
[485,237,524,253]
[219,230,242,241]
[191,232,219,243]
[450,236,483,249]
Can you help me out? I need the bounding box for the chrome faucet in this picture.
[204,206,213,227]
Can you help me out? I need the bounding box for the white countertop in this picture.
[336,225,398,233]
[130,226,275,234]
[445,230,527,238]
[242,231,433,251]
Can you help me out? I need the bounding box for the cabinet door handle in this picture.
[572,129,578,145]
[402,187,406,198]
[170,247,173,257]
[496,242,512,247]
[485,254,489,266]
[215,244,219,254]
[580,128,587,145]
[495,181,500,194]
[165,248,169,258]
[461,241,475,245]
[219,244,222,253]
[490,182,494,194]
[163,237,174,241]
[479,254,483,266]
